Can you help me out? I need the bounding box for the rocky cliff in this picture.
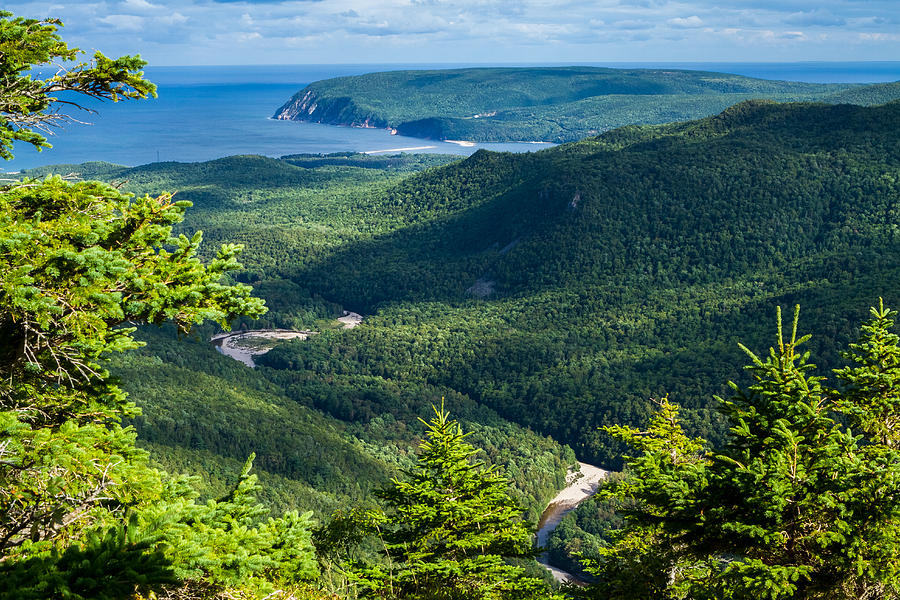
[273,88,388,129]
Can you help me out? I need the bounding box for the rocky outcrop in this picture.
[273,87,388,129]
[273,87,467,139]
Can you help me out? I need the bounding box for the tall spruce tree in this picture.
[590,305,900,600]
[585,397,707,599]
[830,300,900,598]
[358,405,558,600]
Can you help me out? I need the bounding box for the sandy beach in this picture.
[212,313,363,367]
[211,329,313,367]
[365,146,437,154]
[338,311,363,328]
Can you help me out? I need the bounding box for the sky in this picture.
[5,0,900,66]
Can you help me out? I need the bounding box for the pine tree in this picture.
[831,300,900,598]
[0,174,267,567]
[834,299,900,448]
[590,305,900,600]
[684,306,863,599]
[587,397,707,599]
[358,405,557,600]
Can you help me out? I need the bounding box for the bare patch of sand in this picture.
[212,313,363,367]
[365,146,436,154]
[537,462,609,546]
[466,277,495,298]
[211,329,313,367]
[338,311,363,328]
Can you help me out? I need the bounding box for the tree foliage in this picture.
[0,175,266,561]
[0,10,156,159]
[355,405,556,600]
[0,9,326,599]
[0,169,328,598]
[589,304,900,599]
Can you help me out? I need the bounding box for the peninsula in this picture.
[273,66,900,143]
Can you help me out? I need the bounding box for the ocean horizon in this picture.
[7,61,900,172]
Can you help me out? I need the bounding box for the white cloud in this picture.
[508,21,574,42]
[668,15,703,28]
[8,0,900,64]
[122,0,157,10]
[859,32,900,42]
[159,12,188,25]
[99,14,145,30]
[612,19,655,30]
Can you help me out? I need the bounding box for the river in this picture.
[536,461,609,585]
[211,312,363,367]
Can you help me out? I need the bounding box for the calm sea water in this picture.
[7,62,900,172]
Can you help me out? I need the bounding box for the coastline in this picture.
[445,139,476,147]
[365,146,437,154]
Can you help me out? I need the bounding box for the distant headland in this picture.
[273,66,900,143]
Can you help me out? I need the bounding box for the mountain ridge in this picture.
[272,67,899,143]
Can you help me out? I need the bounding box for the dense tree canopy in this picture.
[24,101,900,472]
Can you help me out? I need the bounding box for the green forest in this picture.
[42,98,900,466]
[6,8,900,600]
[273,66,900,143]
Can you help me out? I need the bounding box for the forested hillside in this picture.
[17,98,900,596]
[270,100,900,466]
[27,99,900,472]
[18,153,575,519]
[273,66,900,142]
[12,6,900,598]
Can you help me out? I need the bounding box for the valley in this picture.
[18,98,900,583]
[10,65,900,596]
[6,1,900,596]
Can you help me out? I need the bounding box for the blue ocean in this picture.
[7,62,900,172]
